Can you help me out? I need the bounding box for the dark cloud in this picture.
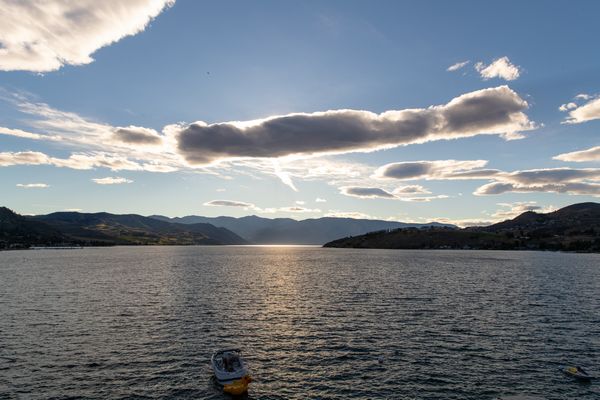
[474,168,600,196]
[204,200,254,207]
[170,86,534,165]
[374,160,488,180]
[113,126,162,145]
[340,186,396,199]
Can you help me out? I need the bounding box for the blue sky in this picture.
[1,0,599,225]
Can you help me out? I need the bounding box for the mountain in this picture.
[324,202,600,252]
[150,214,453,244]
[0,207,68,249]
[28,212,247,246]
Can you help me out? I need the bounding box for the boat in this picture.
[211,348,252,395]
[559,365,594,381]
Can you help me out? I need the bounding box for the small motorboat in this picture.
[559,365,594,381]
[211,348,252,395]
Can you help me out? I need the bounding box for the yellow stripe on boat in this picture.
[223,375,252,395]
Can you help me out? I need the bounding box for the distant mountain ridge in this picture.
[324,202,600,252]
[0,208,247,249]
[150,214,454,244]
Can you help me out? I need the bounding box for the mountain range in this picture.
[0,207,451,249]
[0,208,247,249]
[324,202,600,252]
[149,214,452,245]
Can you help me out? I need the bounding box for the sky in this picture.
[1,0,599,226]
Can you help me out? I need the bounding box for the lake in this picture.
[1,246,599,399]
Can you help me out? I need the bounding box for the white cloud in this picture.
[563,97,600,124]
[171,86,535,165]
[0,0,175,72]
[0,126,62,141]
[554,146,600,162]
[0,151,50,166]
[324,210,377,219]
[16,183,49,188]
[203,199,320,214]
[447,60,470,72]
[475,57,521,81]
[92,177,133,185]
[295,201,305,205]
[575,94,591,100]
[315,197,327,203]
[559,102,577,112]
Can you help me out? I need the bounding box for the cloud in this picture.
[315,197,327,203]
[112,126,163,145]
[563,97,600,124]
[0,150,180,173]
[91,177,133,185]
[559,102,577,112]
[170,86,535,165]
[1,93,183,172]
[203,199,320,214]
[473,167,600,196]
[575,94,591,100]
[16,183,49,188]
[204,200,254,208]
[447,60,470,72]
[278,206,321,213]
[0,0,175,72]
[374,159,490,180]
[340,186,396,199]
[554,146,600,162]
[0,126,62,141]
[475,57,521,81]
[325,210,377,219]
[475,181,600,196]
[492,202,556,220]
[340,185,446,202]
[0,151,50,166]
[392,185,431,195]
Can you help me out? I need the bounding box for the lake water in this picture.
[1,246,599,399]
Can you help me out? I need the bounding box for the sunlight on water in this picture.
[1,246,599,399]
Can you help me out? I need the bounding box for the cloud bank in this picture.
[0,0,175,72]
[171,86,535,165]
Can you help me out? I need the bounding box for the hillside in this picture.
[324,202,600,252]
[150,214,453,245]
[29,212,247,246]
[0,207,68,249]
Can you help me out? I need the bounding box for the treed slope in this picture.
[29,212,247,245]
[324,202,600,252]
[0,207,67,248]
